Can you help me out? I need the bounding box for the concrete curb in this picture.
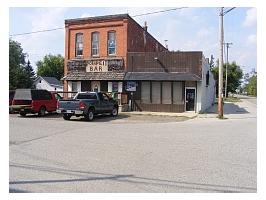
[121,111,198,119]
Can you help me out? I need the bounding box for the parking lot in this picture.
[9,100,257,193]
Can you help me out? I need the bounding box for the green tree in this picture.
[36,54,64,81]
[211,61,243,96]
[245,74,257,96]
[9,39,35,90]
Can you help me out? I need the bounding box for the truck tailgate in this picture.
[58,99,80,110]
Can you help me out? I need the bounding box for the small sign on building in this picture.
[126,81,136,92]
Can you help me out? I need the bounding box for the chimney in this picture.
[143,21,148,31]
[164,40,168,50]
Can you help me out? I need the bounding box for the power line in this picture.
[10,27,64,37]
[223,7,236,15]
[10,7,188,37]
[132,7,187,17]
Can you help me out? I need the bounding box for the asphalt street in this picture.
[9,96,257,193]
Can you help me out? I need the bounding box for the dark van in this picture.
[11,89,61,116]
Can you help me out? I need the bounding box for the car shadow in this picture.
[68,113,130,122]
[15,112,63,119]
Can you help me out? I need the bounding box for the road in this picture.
[9,96,257,193]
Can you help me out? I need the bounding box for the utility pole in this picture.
[218,7,235,118]
[218,7,224,118]
[224,42,233,98]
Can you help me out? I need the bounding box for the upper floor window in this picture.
[91,32,99,56]
[108,31,116,55]
[75,33,83,57]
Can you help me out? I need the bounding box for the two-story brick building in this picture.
[63,14,166,98]
[63,14,215,113]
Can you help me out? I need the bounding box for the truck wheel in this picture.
[63,114,71,120]
[19,111,26,117]
[85,109,94,121]
[111,107,118,117]
[38,106,46,116]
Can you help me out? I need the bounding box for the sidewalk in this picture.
[198,99,256,119]
[122,97,256,120]
[122,111,198,119]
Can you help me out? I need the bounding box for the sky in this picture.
[9,6,257,75]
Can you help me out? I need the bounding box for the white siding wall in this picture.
[199,56,216,112]
[35,78,63,91]
[196,82,202,112]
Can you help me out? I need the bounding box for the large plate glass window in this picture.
[75,33,83,57]
[91,32,99,56]
[108,31,116,55]
[173,82,183,104]
[151,82,161,104]
[141,81,150,104]
[162,82,171,104]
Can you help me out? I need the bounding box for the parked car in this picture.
[57,91,118,121]
[11,89,62,117]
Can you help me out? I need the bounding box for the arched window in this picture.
[75,33,83,57]
[91,32,99,56]
[107,31,116,55]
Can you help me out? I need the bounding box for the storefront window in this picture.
[151,82,161,104]
[141,81,150,104]
[173,82,183,104]
[162,82,171,104]
[112,82,118,92]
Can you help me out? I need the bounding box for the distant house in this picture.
[34,76,63,91]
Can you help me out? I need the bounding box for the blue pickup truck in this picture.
[57,92,118,121]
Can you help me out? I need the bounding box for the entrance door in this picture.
[91,81,100,92]
[185,88,196,111]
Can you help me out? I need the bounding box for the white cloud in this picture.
[17,8,69,71]
[80,13,94,18]
[247,34,257,46]
[243,8,257,27]
[197,28,212,38]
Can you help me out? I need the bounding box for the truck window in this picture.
[76,93,97,100]
[102,93,109,101]
[54,93,62,100]
[31,90,51,100]
[43,91,52,100]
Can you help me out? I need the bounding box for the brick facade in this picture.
[64,14,167,92]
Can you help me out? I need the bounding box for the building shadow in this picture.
[204,102,249,115]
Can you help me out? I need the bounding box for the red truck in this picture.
[11,89,61,117]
